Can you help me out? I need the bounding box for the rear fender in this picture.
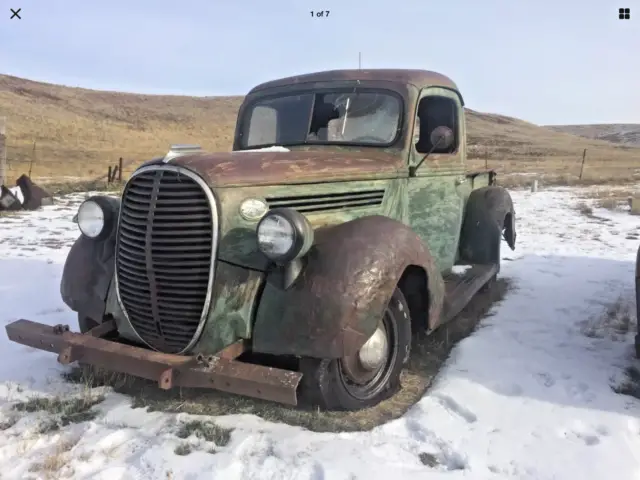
[459,186,516,267]
[252,215,445,359]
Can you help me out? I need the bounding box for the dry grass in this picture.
[576,184,640,210]
[547,124,640,147]
[613,366,640,401]
[175,420,232,446]
[172,420,232,455]
[28,437,80,479]
[580,295,636,340]
[13,391,105,433]
[1,74,639,189]
[579,295,639,401]
[62,279,511,433]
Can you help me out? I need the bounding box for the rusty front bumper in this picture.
[5,319,302,406]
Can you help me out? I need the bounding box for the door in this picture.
[406,87,466,272]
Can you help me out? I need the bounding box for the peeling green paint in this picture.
[215,180,404,270]
[193,261,264,354]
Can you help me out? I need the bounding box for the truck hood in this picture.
[163,149,403,187]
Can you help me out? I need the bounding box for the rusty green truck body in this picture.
[6,69,517,410]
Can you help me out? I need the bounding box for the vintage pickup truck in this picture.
[6,69,517,411]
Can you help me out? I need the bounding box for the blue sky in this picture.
[1,0,638,125]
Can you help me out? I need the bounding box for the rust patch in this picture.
[85,319,117,338]
[248,69,459,95]
[252,215,445,359]
[172,150,403,187]
[6,319,301,406]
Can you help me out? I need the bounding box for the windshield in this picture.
[239,90,402,149]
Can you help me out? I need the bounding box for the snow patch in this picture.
[451,265,472,275]
[7,187,24,205]
[0,185,639,479]
[236,146,291,153]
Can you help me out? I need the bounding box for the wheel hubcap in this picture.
[337,307,399,400]
[358,326,389,370]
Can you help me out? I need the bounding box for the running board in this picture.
[440,264,498,323]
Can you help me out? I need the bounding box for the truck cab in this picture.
[233,69,494,270]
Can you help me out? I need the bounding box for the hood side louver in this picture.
[266,189,385,214]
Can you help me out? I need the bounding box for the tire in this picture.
[299,288,412,411]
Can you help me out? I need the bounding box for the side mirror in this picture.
[429,126,454,151]
[409,125,456,176]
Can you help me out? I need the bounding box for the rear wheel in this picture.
[299,288,412,411]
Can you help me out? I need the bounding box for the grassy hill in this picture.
[546,124,640,147]
[1,73,639,187]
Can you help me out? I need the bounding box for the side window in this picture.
[414,96,459,154]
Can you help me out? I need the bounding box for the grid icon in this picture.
[619,7,631,19]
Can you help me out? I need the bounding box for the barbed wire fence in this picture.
[467,144,640,185]
[1,142,155,187]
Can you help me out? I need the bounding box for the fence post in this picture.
[484,146,488,170]
[118,157,123,182]
[0,117,6,186]
[107,166,112,184]
[579,148,587,180]
[531,179,539,192]
[29,141,36,178]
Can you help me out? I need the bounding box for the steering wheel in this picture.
[351,135,388,143]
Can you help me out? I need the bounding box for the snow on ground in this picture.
[0,186,639,480]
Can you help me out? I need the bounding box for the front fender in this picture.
[60,197,120,323]
[252,215,445,359]
[60,234,116,322]
[459,186,516,266]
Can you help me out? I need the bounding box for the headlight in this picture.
[256,208,314,263]
[76,196,117,240]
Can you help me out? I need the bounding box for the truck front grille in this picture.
[115,166,217,354]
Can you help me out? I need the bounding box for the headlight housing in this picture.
[256,208,314,263]
[75,196,117,240]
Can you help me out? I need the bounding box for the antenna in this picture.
[358,52,362,69]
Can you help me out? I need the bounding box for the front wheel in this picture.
[299,288,412,411]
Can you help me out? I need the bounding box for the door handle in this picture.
[455,176,466,185]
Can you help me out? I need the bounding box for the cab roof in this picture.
[247,68,460,94]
